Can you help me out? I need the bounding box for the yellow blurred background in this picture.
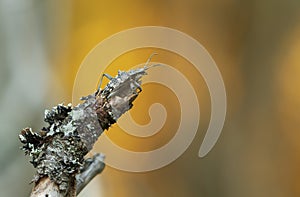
[0,0,299,196]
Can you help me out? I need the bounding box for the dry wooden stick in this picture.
[76,153,105,194]
[19,63,155,196]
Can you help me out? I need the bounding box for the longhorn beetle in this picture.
[95,53,159,96]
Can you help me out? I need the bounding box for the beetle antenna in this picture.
[145,53,158,67]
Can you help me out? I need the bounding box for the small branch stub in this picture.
[76,153,105,194]
[19,64,155,196]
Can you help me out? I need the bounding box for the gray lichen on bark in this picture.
[19,65,154,196]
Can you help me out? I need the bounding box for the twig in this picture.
[19,64,154,196]
[76,153,105,194]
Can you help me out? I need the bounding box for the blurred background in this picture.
[0,0,300,196]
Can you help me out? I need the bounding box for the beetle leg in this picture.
[137,86,142,93]
[133,81,142,93]
[96,73,113,95]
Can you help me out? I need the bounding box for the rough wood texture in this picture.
[19,66,153,196]
[30,177,62,197]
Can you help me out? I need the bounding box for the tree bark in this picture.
[19,66,153,196]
